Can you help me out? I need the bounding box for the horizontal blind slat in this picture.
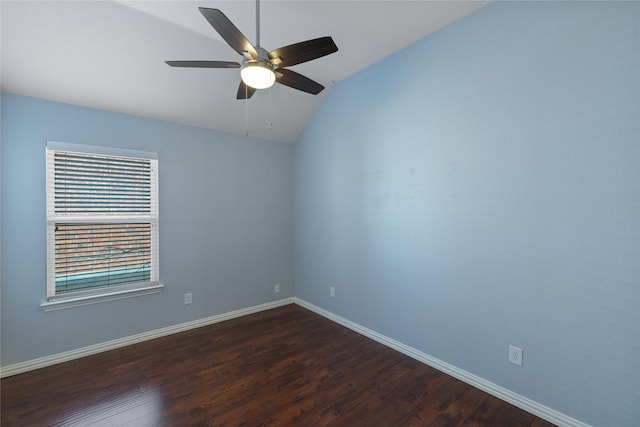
[53,151,153,216]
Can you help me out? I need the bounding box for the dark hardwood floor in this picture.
[1,304,555,426]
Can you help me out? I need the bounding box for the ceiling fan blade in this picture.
[237,81,257,100]
[165,61,240,69]
[199,7,258,59]
[276,68,325,95]
[268,37,338,67]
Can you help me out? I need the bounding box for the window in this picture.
[45,142,160,307]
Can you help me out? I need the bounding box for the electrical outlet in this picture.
[509,345,523,366]
[329,286,335,298]
[184,293,192,305]
[274,284,280,293]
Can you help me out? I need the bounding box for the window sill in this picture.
[41,284,164,312]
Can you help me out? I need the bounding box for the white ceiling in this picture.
[1,0,489,143]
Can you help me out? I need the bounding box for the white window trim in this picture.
[46,140,158,160]
[43,141,161,311]
[41,284,164,312]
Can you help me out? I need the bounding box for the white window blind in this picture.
[46,142,159,300]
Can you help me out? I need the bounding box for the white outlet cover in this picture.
[509,345,523,366]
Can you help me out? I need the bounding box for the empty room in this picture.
[1,1,638,426]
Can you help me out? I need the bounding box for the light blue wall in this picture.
[1,93,293,365]
[294,2,639,426]
[2,2,639,426]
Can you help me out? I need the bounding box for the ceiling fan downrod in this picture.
[255,0,261,48]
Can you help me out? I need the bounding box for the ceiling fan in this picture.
[166,1,338,100]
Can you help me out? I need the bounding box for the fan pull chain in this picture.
[269,85,273,130]
[245,84,249,136]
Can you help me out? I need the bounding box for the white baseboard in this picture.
[0,297,295,378]
[294,298,590,427]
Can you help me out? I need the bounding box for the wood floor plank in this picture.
[440,385,490,425]
[1,305,556,426]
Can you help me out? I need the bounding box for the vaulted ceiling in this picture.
[1,1,489,142]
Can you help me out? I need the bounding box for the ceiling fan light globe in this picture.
[241,61,276,89]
